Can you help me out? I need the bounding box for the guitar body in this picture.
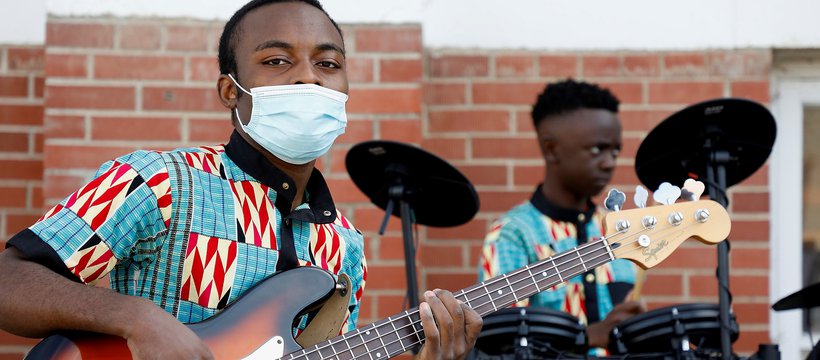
[25,267,337,360]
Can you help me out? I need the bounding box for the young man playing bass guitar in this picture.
[0,1,481,358]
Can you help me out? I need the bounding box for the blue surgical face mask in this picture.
[228,74,348,165]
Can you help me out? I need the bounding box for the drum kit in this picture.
[346,98,801,359]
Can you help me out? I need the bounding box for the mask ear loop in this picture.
[227,73,252,96]
[227,73,253,129]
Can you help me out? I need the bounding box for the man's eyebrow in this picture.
[254,40,345,57]
[255,40,293,52]
[316,42,346,56]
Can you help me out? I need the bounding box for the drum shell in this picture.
[608,303,739,355]
[471,307,586,358]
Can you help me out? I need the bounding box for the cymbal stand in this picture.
[378,164,420,311]
[703,133,734,360]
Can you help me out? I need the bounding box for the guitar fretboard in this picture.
[285,238,615,360]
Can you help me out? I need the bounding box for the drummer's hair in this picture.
[531,79,620,128]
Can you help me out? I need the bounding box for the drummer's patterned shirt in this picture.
[478,184,638,327]
[7,131,367,336]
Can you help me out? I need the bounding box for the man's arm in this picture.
[0,247,213,359]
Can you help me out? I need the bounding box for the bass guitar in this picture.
[26,199,730,359]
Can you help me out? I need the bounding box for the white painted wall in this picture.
[3,0,820,49]
[1,0,46,44]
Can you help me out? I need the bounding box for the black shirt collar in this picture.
[224,130,337,224]
[529,184,596,224]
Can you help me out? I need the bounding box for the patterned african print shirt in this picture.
[7,131,367,335]
[478,185,636,326]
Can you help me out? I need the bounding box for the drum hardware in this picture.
[609,303,738,359]
[772,281,820,360]
[345,141,479,310]
[468,307,587,360]
[636,98,777,360]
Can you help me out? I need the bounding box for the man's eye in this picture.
[612,148,621,157]
[590,146,601,155]
[264,59,288,65]
[318,61,340,69]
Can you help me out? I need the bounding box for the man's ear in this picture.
[542,137,560,164]
[217,74,238,109]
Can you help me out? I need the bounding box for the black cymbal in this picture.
[345,140,479,227]
[635,98,776,191]
[772,282,820,311]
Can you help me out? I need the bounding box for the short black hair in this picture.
[218,0,343,77]
[531,79,620,128]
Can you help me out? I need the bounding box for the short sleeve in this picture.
[8,151,172,284]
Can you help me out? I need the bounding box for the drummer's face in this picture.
[539,108,622,197]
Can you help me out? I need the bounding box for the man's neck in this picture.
[541,176,590,211]
[263,155,313,212]
[236,129,314,211]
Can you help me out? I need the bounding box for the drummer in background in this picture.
[478,79,645,352]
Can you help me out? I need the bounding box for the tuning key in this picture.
[634,185,648,208]
[682,179,705,201]
[653,182,681,205]
[605,188,626,211]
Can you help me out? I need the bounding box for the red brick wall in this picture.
[0,44,46,358]
[0,15,773,358]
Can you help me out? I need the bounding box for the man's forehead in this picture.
[237,2,343,50]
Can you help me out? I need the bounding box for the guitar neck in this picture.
[285,238,614,360]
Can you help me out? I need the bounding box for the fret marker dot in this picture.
[497,290,503,295]
[365,331,370,335]
[377,353,382,357]
[542,272,547,277]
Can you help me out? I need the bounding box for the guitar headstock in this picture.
[602,199,730,269]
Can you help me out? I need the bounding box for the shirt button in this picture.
[323,210,332,217]
[578,213,586,222]
[585,274,595,283]
[282,182,290,190]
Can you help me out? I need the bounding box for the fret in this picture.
[358,329,375,360]
[378,319,402,355]
[483,282,498,312]
[387,316,408,355]
[328,340,346,360]
[463,283,492,316]
[526,266,541,293]
[550,257,563,282]
[317,342,336,359]
[407,310,422,348]
[502,273,519,304]
[575,247,587,272]
[342,337,358,359]
[372,324,388,359]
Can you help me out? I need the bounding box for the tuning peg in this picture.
[653,182,681,205]
[605,188,626,211]
[634,185,648,208]
[682,178,705,201]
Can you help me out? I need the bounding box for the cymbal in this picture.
[345,140,479,227]
[772,282,820,311]
[635,98,776,191]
